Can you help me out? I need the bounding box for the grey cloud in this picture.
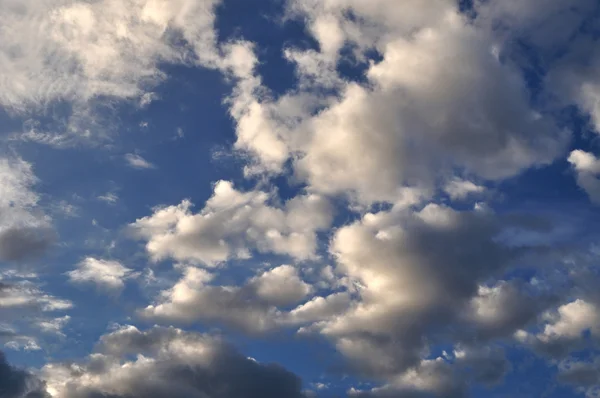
[43,326,308,398]
[557,357,600,397]
[140,265,314,333]
[0,351,49,398]
[0,226,55,263]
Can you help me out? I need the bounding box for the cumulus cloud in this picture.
[516,299,600,357]
[42,325,308,398]
[141,264,315,333]
[249,265,312,307]
[130,181,333,265]
[67,258,136,294]
[568,150,600,204]
[292,203,558,377]
[2,1,600,397]
[0,156,54,263]
[225,0,567,204]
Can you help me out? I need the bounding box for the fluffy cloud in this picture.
[568,150,600,204]
[67,257,136,294]
[0,156,54,263]
[141,264,314,332]
[292,203,558,378]
[516,299,600,357]
[226,0,567,204]
[349,346,509,398]
[130,181,333,265]
[249,265,312,307]
[42,325,308,398]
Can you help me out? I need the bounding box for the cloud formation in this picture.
[130,181,333,265]
[0,351,49,398]
[67,257,136,294]
[0,156,54,263]
[42,325,308,398]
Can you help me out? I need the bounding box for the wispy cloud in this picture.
[125,153,156,170]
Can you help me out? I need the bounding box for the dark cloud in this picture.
[0,226,55,263]
[0,351,49,398]
[44,326,309,398]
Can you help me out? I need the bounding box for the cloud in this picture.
[557,356,600,398]
[129,181,333,265]
[285,202,560,378]
[67,257,136,294]
[42,325,309,398]
[248,265,312,307]
[443,179,485,201]
[125,154,156,170]
[141,264,315,333]
[349,346,510,398]
[0,351,49,398]
[0,227,55,263]
[0,278,72,350]
[0,282,72,312]
[97,193,119,204]
[226,1,567,204]
[568,150,600,204]
[0,0,222,115]
[516,299,600,357]
[0,156,54,263]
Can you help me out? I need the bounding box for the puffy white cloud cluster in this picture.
[130,180,333,265]
[3,0,600,397]
[225,0,569,205]
[140,264,316,332]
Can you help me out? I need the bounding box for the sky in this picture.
[1,0,600,397]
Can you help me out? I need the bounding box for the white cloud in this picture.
[37,315,71,336]
[444,178,486,201]
[569,150,600,204]
[97,192,119,204]
[0,156,54,263]
[125,153,156,170]
[287,292,352,325]
[140,266,281,332]
[130,180,333,265]
[67,257,136,294]
[0,0,222,114]
[226,2,567,205]
[249,265,312,307]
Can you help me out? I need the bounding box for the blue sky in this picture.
[1,1,600,397]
